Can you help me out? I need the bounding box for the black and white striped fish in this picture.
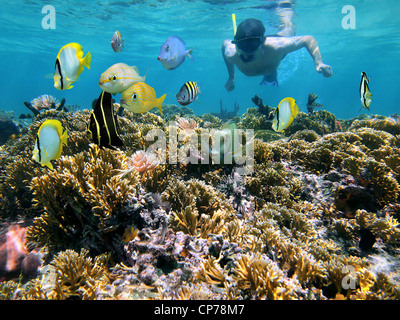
[176,81,201,106]
[359,71,372,112]
[88,91,123,149]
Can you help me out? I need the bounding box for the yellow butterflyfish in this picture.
[53,42,91,90]
[272,97,299,132]
[32,119,68,170]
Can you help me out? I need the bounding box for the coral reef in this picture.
[251,94,274,117]
[240,107,272,131]
[0,111,20,145]
[284,110,340,136]
[26,144,141,258]
[17,248,111,300]
[1,100,400,300]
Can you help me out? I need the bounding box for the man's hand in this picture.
[316,63,333,77]
[225,77,235,91]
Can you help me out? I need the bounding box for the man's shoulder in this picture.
[222,40,237,58]
[265,35,302,52]
[223,39,234,47]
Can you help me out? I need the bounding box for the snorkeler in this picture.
[222,2,333,90]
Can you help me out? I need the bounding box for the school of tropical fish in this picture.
[32,28,373,170]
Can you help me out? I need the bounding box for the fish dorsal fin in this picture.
[132,66,140,74]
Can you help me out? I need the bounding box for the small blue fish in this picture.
[111,30,124,52]
[157,36,193,70]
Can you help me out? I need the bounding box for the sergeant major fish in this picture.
[176,81,201,106]
[99,63,147,94]
[359,71,372,112]
[88,91,123,149]
[111,30,124,52]
[53,43,91,90]
[272,97,299,132]
[32,119,68,170]
[157,36,193,70]
[120,82,166,116]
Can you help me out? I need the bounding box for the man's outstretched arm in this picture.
[276,35,333,77]
[222,40,236,91]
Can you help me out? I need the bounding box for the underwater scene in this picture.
[1,0,400,302]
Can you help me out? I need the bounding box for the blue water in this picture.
[0,0,399,120]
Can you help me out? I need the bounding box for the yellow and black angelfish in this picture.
[88,91,123,149]
[359,71,372,112]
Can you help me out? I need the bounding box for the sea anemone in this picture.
[177,117,198,133]
[128,150,159,173]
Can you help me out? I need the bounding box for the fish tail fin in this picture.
[43,162,54,170]
[186,49,194,61]
[61,130,68,146]
[292,103,299,118]
[157,93,167,116]
[81,51,92,69]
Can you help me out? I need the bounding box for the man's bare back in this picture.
[222,19,333,91]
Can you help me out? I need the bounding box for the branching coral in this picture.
[285,110,339,136]
[245,161,303,209]
[27,144,140,257]
[196,256,226,287]
[240,107,272,131]
[21,249,111,300]
[161,179,235,237]
[231,252,297,299]
[267,127,400,207]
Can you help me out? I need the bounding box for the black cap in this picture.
[233,18,265,42]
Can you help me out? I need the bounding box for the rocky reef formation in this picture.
[1,100,400,300]
[0,111,20,146]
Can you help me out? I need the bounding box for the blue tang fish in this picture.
[157,36,193,70]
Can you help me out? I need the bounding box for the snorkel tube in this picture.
[232,13,237,36]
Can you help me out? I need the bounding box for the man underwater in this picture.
[222,3,333,91]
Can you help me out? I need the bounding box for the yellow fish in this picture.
[53,42,91,90]
[99,63,147,94]
[272,97,299,132]
[32,119,68,170]
[120,82,166,116]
